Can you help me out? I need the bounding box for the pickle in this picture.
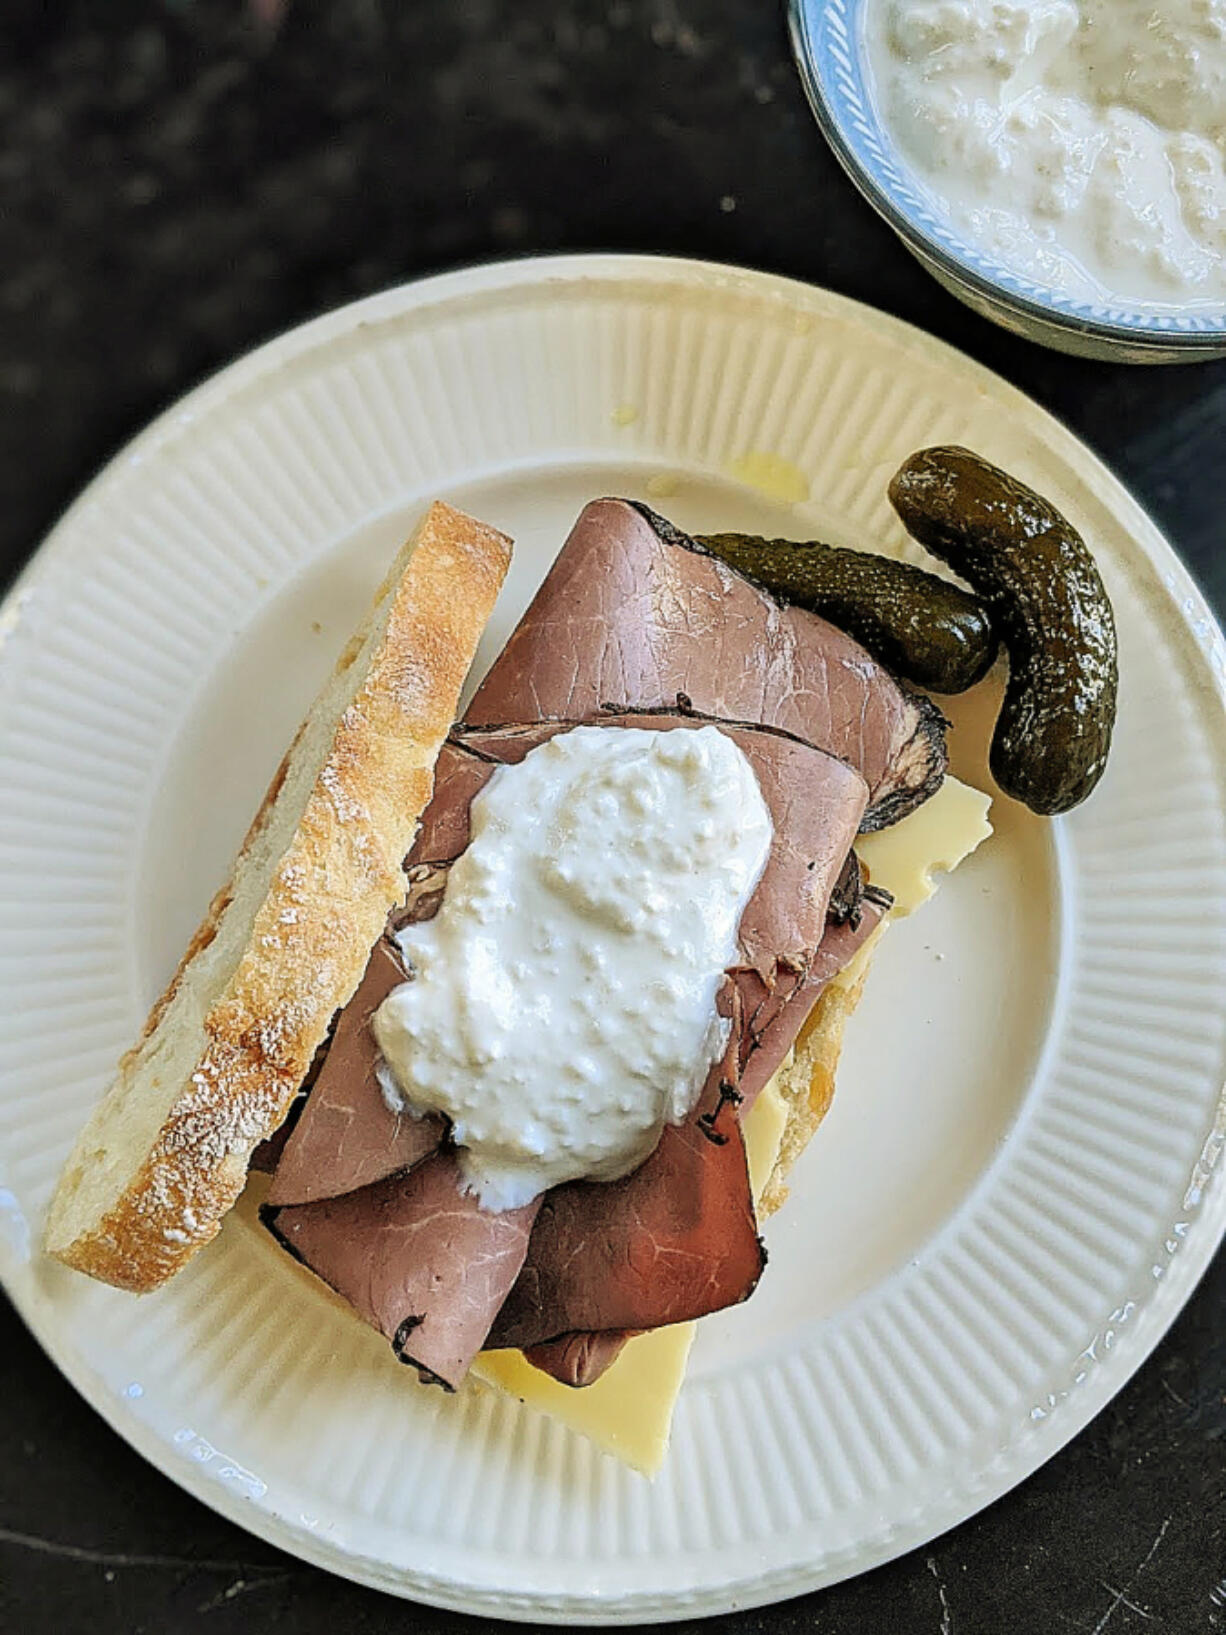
[696,531,996,694]
[889,446,1118,815]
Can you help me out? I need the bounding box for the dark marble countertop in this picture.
[2,3,1224,1630]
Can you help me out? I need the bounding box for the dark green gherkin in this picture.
[695,531,997,694]
[889,446,1118,816]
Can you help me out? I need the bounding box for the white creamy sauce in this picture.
[373,725,773,1212]
[869,0,1226,307]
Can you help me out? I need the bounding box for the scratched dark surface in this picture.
[1,2,1225,1631]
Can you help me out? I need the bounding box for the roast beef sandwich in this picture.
[252,498,988,1417]
[46,488,1005,1474]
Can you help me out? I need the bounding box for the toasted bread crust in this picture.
[46,502,511,1292]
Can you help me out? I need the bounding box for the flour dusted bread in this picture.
[45,502,511,1293]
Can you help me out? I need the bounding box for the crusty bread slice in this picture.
[45,501,511,1293]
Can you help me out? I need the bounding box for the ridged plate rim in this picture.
[1,254,1224,1623]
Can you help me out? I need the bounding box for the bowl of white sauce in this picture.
[789,0,1226,361]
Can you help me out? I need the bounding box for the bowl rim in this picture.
[788,0,1226,355]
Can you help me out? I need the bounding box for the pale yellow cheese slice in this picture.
[470,1319,699,1474]
[857,776,992,916]
[744,1075,790,1198]
[471,776,994,1475]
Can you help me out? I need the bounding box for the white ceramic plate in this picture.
[1,256,1224,1624]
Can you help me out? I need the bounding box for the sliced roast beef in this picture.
[266,713,870,1381]
[263,497,939,1392]
[498,899,885,1382]
[271,988,758,1389]
[464,498,945,829]
[521,1329,640,1389]
[485,980,764,1348]
[269,1154,540,1390]
[266,942,446,1208]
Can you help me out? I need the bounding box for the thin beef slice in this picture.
[464,498,945,829]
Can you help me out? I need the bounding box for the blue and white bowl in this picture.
[789,0,1226,363]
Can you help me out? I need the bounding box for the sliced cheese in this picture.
[744,1076,790,1199]
[857,775,992,915]
[471,1322,698,1476]
[472,776,994,1475]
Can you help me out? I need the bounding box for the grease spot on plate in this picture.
[726,451,809,505]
